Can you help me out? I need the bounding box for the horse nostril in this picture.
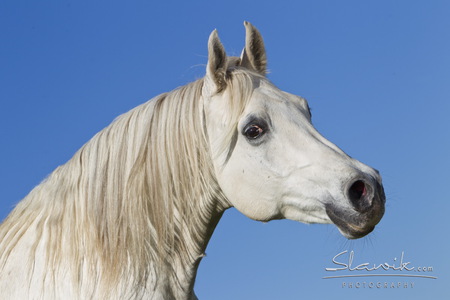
[348,180,371,213]
[349,180,366,200]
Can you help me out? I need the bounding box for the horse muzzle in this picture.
[326,177,386,239]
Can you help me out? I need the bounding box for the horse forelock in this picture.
[209,67,265,163]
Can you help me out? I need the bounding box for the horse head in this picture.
[202,22,385,239]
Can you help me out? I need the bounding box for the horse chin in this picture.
[325,204,383,240]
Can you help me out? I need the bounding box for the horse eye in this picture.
[244,124,265,139]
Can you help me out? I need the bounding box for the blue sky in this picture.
[1,1,449,299]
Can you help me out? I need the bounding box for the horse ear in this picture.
[240,21,267,75]
[205,29,227,93]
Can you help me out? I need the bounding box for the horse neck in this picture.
[0,84,231,299]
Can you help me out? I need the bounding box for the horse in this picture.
[0,22,385,299]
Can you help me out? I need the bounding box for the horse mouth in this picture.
[325,203,384,239]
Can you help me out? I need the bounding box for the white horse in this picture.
[0,22,385,299]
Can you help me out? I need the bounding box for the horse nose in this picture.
[347,179,374,213]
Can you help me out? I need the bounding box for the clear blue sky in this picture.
[1,1,449,299]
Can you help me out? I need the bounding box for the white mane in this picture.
[0,67,260,298]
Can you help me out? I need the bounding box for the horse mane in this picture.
[0,64,262,296]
